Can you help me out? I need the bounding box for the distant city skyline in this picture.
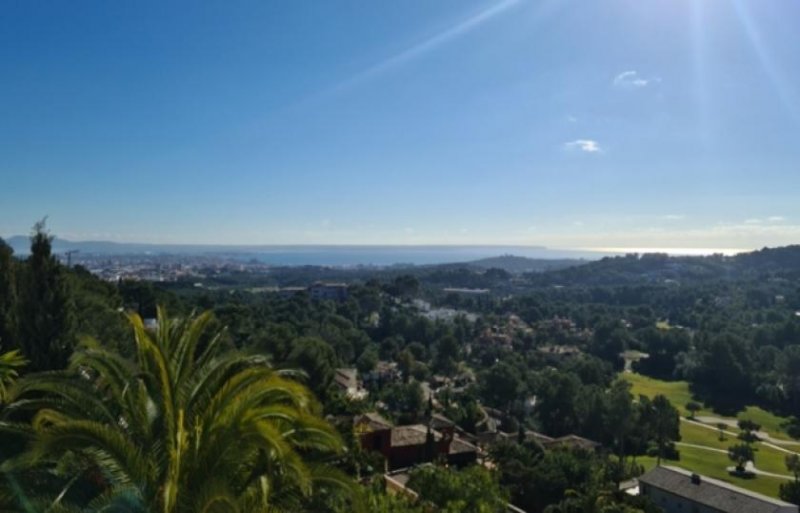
[2,1,799,250]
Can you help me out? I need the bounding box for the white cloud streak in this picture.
[564,139,602,153]
[744,216,786,225]
[613,70,659,89]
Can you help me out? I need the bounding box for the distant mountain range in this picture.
[527,245,800,286]
[6,234,798,283]
[2,236,294,255]
[3,236,189,255]
[460,254,586,273]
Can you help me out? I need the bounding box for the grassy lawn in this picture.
[623,373,794,441]
[623,372,798,498]
[624,373,698,416]
[749,444,797,476]
[680,421,731,450]
[638,451,786,498]
[739,406,795,442]
[679,421,794,477]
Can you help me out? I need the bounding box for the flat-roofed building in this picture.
[309,282,348,302]
[334,368,368,400]
[277,286,306,299]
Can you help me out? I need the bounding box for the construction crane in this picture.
[64,249,80,267]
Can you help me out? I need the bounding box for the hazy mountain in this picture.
[466,254,585,273]
[4,236,169,255]
[527,245,800,286]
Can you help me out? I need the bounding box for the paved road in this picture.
[693,415,800,447]
[682,418,800,456]
[725,461,793,481]
[676,441,727,454]
[674,440,794,480]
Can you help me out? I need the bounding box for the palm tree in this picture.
[3,308,356,513]
[544,485,615,513]
[0,348,25,404]
[0,349,32,512]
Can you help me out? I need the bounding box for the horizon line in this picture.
[2,234,765,256]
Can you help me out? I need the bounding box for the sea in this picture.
[224,246,609,267]
[8,236,749,267]
[222,245,749,267]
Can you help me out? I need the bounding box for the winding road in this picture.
[675,417,799,481]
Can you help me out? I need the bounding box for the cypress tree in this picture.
[15,220,76,371]
[0,238,15,349]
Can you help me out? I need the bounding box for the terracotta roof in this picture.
[390,425,442,447]
[448,436,478,455]
[542,434,601,450]
[639,466,797,513]
[354,412,393,432]
[430,413,455,430]
[525,430,555,443]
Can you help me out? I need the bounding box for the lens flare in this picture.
[731,0,799,122]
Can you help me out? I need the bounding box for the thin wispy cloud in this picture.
[330,0,522,93]
[613,70,659,89]
[744,216,786,225]
[660,215,686,221]
[564,139,602,153]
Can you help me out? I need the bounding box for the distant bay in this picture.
[4,236,749,267]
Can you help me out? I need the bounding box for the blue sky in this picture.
[1,0,799,250]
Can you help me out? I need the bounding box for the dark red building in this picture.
[354,412,478,470]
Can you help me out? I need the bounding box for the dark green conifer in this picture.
[15,220,76,371]
[0,238,16,349]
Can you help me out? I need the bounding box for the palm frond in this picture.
[0,349,26,403]
[32,420,152,488]
[4,308,353,513]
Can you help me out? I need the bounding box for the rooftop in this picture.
[334,368,358,388]
[525,430,555,443]
[311,282,347,288]
[639,466,798,513]
[354,412,393,432]
[542,434,601,451]
[390,425,442,448]
[442,287,490,294]
[448,436,478,455]
[430,413,456,430]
